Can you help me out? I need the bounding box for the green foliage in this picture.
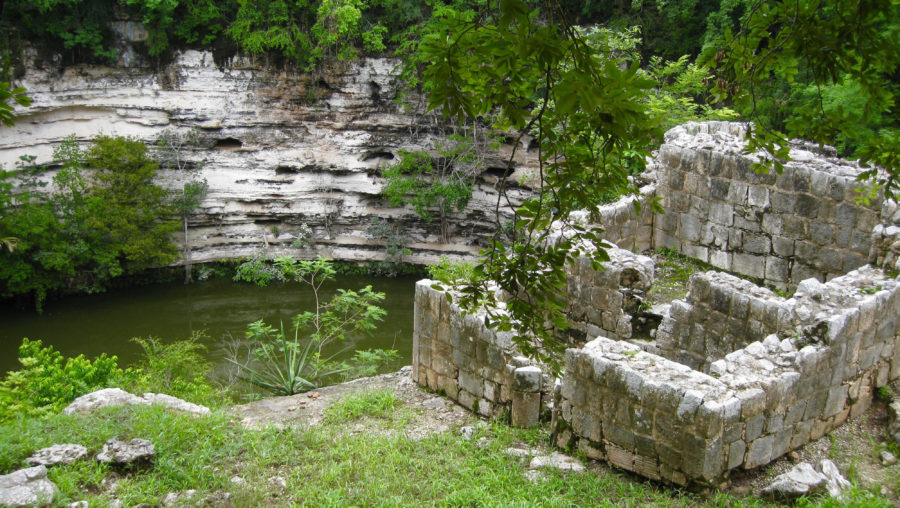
[1,0,120,63]
[875,385,895,402]
[348,348,399,378]
[323,388,397,422]
[381,137,477,243]
[230,257,389,395]
[645,55,739,131]
[414,0,661,370]
[130,332,223,405]
[427,255,478,286]
[157,128,208,283]
[0,135,177,308]
[0,338,136,420]
[0,82,30,127]
[365,216,412,277]
[701,0,900,197]
[227,0,313,64]
[232,254,286,286]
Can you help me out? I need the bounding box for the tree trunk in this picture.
[183,214,193,284]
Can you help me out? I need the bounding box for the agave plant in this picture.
[229,319,354,396]
[229,258,388,395]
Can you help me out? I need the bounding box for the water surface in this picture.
[0,275,418,375]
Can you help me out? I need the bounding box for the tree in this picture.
[157,128,208,284]
[0,136,177,308]
[410,0,662,367]
[700,0,900,197]
[381,136,478,243]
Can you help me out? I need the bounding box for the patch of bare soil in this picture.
[229,367,480,440]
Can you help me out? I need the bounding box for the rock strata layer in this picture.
[1,51,535,265]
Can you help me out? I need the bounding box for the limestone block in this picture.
[96,439,155,466]
[0,466,57,508]
[744,435,774,469]
[761,462,826,499]
[63,388,148,415]
[511,366,542,393]
[26,445,87,467]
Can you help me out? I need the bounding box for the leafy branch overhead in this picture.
[412,0,663,369]
[700,0,900,197]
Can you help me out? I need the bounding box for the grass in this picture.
[1,403,894,507]
[323,388,398,422]
[646,247,711,305]
[646,247,796,305]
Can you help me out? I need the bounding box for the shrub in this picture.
[130,332,223,406]
[427,256,477,286]
[0,338,137,420]
[230,257,393,395]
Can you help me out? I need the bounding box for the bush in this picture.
[0,338,137,420]
[427,256,477,286]
[230,257,394,395]
[130,332,225,407]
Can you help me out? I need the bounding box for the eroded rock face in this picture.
[1,51,535,265]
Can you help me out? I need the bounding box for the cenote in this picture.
[0,274,419,376]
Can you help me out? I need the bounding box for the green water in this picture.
[0,275,418,375]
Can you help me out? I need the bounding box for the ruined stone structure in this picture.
[413,121,900,486]
[0,50,534,265]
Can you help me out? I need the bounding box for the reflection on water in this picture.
[0,275,418,374]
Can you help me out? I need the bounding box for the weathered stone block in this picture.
[744,435,775,469]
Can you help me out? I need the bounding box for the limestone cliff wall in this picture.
[0,51,536,265]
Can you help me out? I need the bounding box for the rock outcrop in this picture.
[0,466,57,507]
[1,51,536,266]
[63,388,210,416]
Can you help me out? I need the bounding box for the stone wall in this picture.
[412,244,654,419]
[563,246,654,344]
[591,181,656,253]
[554,266,900,486]
[654,122,883,289]
[412,280,535,418]
[412,121,900,486]
[656,272,792,372]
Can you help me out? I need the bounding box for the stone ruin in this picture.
[412,121,900,487]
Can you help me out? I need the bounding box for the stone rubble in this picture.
[25,444,88,467]
[760,462,827,499]
[96,439,156,467]
[761,459,851,500]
